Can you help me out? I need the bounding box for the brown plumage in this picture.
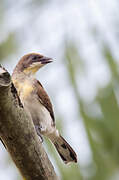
[35,80,55,124]
[12,53,77,164]
[13,53,44,73]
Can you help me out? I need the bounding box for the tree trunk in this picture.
[0,66,58,180]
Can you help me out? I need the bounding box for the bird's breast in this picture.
[13,80,34,101]
[21,82,34,99]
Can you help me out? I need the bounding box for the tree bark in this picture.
[0,66,58,180]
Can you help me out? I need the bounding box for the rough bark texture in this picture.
[0,66,58,180]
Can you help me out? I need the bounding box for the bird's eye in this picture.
[32,56,37,61]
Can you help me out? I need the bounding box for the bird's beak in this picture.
[39,56,53,64]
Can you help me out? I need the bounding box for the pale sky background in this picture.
[0,0,119,179]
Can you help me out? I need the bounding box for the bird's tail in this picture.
[50,134,77,164]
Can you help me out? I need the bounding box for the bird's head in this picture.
[15,53,53,75]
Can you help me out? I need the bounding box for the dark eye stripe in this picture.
[31,55,43,62]
[32,56,37,60]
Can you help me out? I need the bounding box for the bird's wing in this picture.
[35,80,55,125]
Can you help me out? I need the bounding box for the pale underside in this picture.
[16,79,59,140]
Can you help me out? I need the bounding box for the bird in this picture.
[12,53,77,164]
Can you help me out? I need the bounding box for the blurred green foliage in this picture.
[0,1,17,62]
[0,33,17,61]
[63,43,119,180]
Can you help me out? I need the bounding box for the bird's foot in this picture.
[35,125,43,143]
